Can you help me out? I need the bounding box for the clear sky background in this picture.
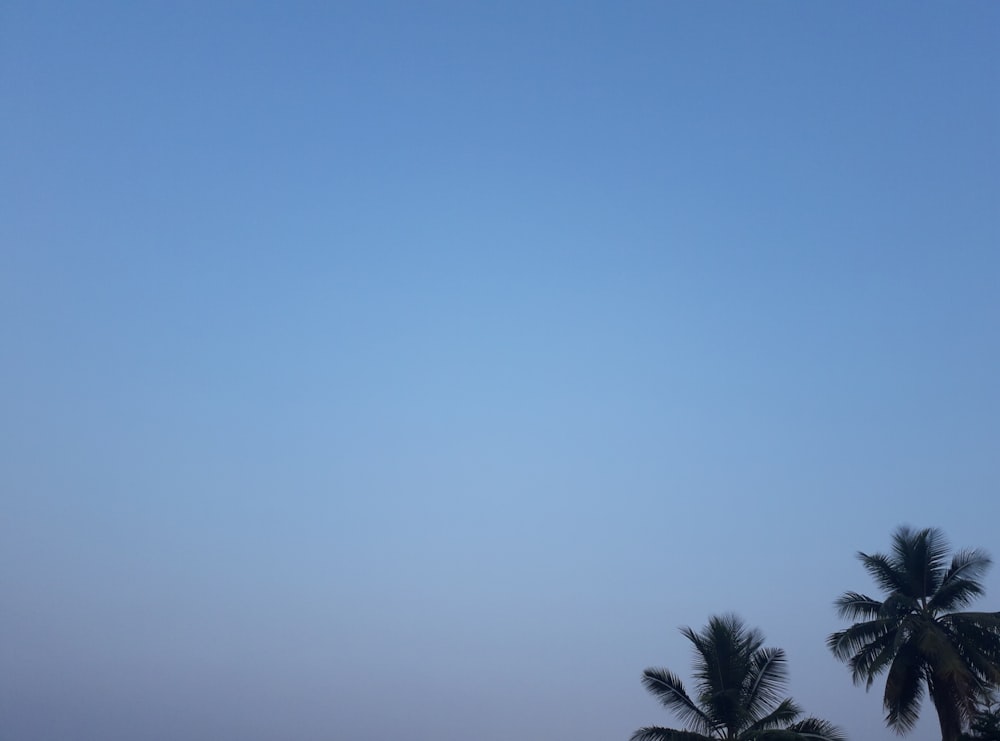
[2,3,998,741]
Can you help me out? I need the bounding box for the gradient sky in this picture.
[2,3,999,741]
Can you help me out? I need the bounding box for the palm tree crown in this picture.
[827,526,1000,741]
[633,614,845,741]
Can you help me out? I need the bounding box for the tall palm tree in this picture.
[632,614,845,741]
[827,526,1000,741]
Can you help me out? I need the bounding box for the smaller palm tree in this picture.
[632,614,845,741]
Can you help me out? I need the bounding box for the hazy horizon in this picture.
[2,3,999,740]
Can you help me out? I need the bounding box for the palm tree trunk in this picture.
[928,677,963,741]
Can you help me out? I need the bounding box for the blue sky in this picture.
[2,3,998,740]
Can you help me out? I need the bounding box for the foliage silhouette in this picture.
[961,690,1000,741]
[633,614,845,741]
[828,526,1000,741]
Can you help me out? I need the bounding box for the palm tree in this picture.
[827,526,1000,741]
[632,614,845,741]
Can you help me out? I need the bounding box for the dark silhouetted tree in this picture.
[962,691,1000,741]
[633,614,845,741]
[828,526,1000,741]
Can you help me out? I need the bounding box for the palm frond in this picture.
[883,641,926,733]
[783,717,847,741]
[834,592,884,620]
[745,719,846,741]
[827,618,895,663]
[641,668,715,735]
[745,698,801,732]
[930,549,992,611]
[930,578,986,613]
[893,526,950,598]
[948,549,993,580]
[859,551,909,596]
[631,726,716,741]
[744,648,789,722]
[845,624,902,688]
[944,613,1000,684]
[945,611,1000,628]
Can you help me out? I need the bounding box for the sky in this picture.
[1,2,999,740]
